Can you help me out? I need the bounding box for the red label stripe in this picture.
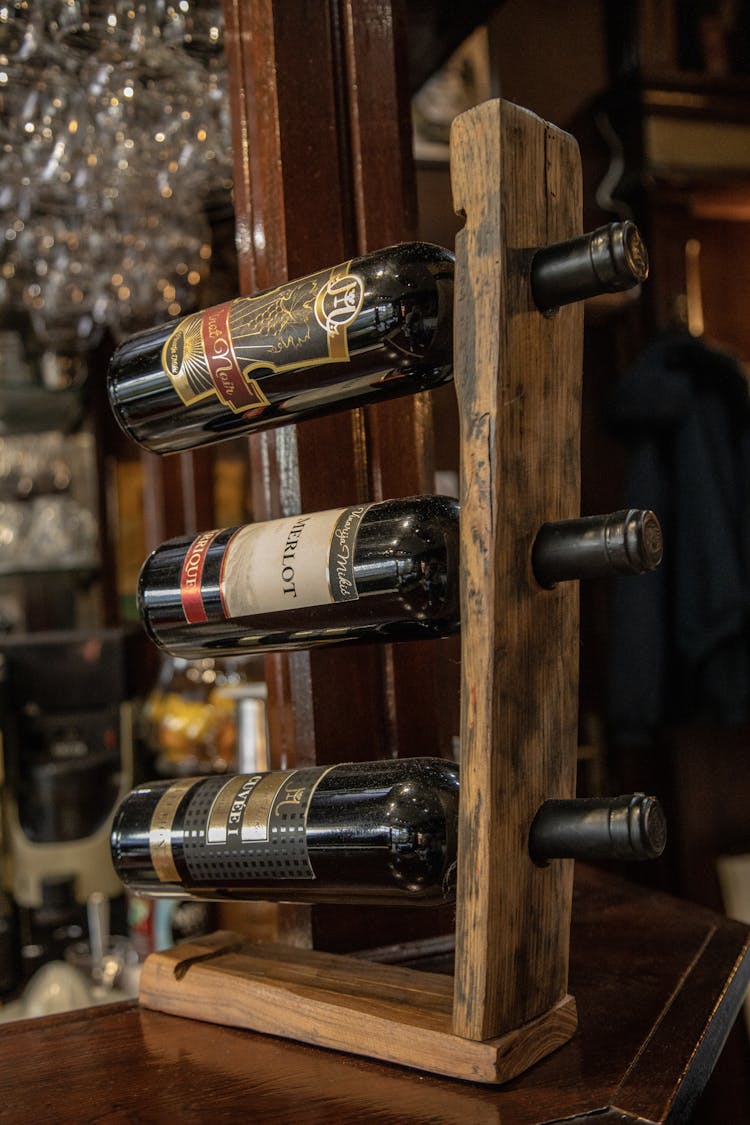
[180,530,220,624]
[200,303,259,409]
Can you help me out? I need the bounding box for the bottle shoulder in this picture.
[357,241,454,268]
[358,495,459,566]
[320,756,459,791]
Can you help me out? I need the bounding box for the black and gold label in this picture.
[149,777,203,884]
[205,771,297,844]
[161,262,364,414]
[149,769,331,887]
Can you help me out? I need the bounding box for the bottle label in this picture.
[179,505,371,625]
[150,777,205,884]
[150,768,332,885]
[160,262,365,415]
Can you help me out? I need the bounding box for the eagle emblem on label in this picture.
[160,262,364,414]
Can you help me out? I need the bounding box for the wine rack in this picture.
[137,98,584,1083]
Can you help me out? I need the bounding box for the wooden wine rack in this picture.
[139,98,583,1084]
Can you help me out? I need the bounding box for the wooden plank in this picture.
[223,0,450,775]
[449,99,583,1041]
[138,931,577,1084]
[341,0,456,762]
[224,0,381,774]
[223,0,456,950]
[3,867,749,1119]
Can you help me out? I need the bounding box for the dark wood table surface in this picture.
[0,865,748,1125]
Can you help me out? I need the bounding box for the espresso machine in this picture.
[0,629,140,974]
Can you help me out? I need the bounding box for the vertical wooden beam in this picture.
[223,0,381,780]
[450,99,583,1040]
[223,0,453,774]
[223,0,455,948]
[140,449,216,552]
[341,0,457,762]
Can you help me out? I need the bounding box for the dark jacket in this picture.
[607,332,750,743]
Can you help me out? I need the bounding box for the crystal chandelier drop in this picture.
[0,1,233,364]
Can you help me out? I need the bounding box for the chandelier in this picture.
[0,1,232,362]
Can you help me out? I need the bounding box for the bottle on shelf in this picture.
[530,220,648,311]
[108,242,455,455]
[110,757,665,907]
[112,758,460,906]
[107,224,647,455]
[137,497,661,660]
[138,495,462,658]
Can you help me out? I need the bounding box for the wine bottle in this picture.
[138,495,461,659]
[529,793,667,865]
[530,220,648,311]
[107,242,455,454]
[137,499,661,660]
[532,508,663,588]
[107,224,647,455]
[110,757,665,906]
[110,757,461,906]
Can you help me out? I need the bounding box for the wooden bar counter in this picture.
[1,864,748,1125]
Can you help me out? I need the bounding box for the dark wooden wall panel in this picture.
[223,0,455,947]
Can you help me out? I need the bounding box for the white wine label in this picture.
[160,261,365,414]
[179,505,371,624]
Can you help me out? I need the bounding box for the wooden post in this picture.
[450,98,582,1040]
[223,0,454,952]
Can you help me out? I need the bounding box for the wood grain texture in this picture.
[3,868,748,1122]
[139,450,215,551]
[449,99,583,1041]
[223,0,457,951]
[222,0,451,774]
[138,931,577,1084]
[341,0,457,762]
[224,0,384,776]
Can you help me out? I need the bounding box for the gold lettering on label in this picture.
[241,772,296,842]
[275,785,306,815]
[168,338,179,375]
[207,775,261,844]
[162,264,362,410]
[149,778,200,884]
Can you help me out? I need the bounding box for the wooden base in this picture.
[139,931,577,1084]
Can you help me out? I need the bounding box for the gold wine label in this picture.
[152,767,339,887]
[161,262,364,413]
[149,778,202,883]
[205,771,296,845]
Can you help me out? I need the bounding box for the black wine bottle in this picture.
[137,499,661,660]
[529,793,666,864]
[110,757,665,907]
[110,757,461,906]
[107,242,455,454]
[532,508,663,587]
[107,224,647,455]
[138,495,461,659]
